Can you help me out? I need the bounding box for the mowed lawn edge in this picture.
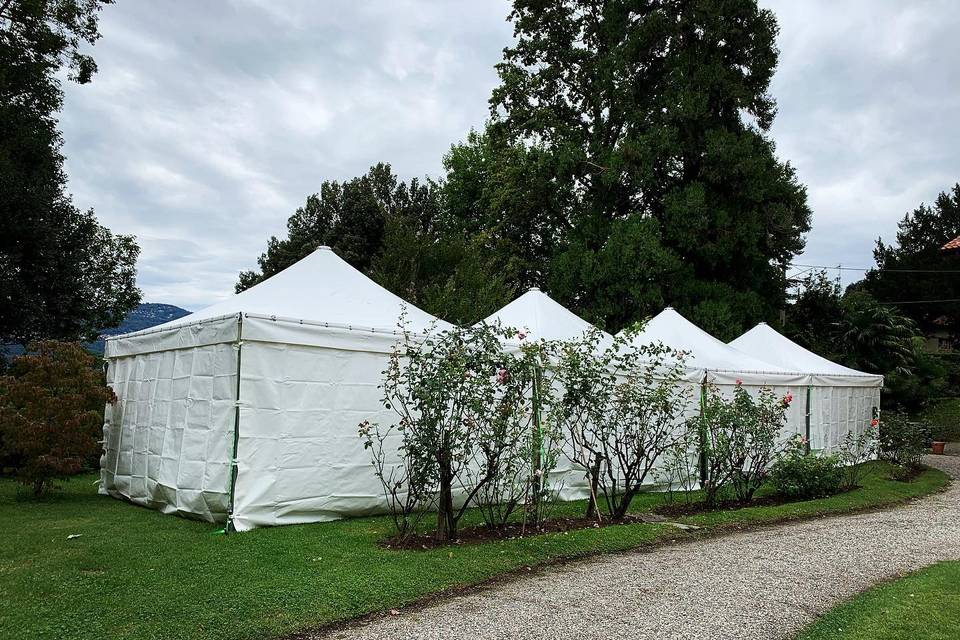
[0,461,949,640]
[796,560,960,640]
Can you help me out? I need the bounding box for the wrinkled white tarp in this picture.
[621,308,801,382]
[101,247,450,531]
[729,322,882,451]
[619,308,812,446]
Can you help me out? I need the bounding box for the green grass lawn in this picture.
[0,461,948,640]
[914,397,960,442]
[797,561,960,640]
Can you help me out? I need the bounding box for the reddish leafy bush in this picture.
[0,341,115,496]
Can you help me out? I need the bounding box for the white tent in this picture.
[100,247,450,532]
[619,307,810,441]
[622,307,802,382]
[730,322,882,450]
[479,287,614,344]
[480,288,615,499]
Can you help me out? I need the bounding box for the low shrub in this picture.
[915,397,960,443]
[770,437,843,500]
[878,413,931,471]
[0,341,115,497]
[837,422,879,490]
[700,383,791,505]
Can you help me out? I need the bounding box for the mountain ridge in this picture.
[88,302,192,354]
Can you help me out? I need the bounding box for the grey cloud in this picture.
[58,1,960,306]
[764,0,960,282]
[60,0,513,309]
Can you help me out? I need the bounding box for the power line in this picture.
[878,298,960,305]
[788,263,960,274]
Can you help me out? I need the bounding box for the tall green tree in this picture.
[784,270,843,357]
[864,183,960,338]
[488,0,811,337]
[0,0,141,344]
[238,163,514,323]
[442,128,571,290]
[237,163,406,291]
[784,281,942,409]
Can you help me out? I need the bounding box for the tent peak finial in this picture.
[317,245,332,252]
[529,286,541,292]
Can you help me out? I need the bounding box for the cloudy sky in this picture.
[59,0,960,311]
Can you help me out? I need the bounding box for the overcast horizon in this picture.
[59,0,960,311]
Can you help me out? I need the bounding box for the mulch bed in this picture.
[382,513,663,550]
[385,485,877,550]
[652,495,791,517]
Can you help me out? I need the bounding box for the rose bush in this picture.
[699,383,789,505]
[551,329,690,519]
[360,320,560,542]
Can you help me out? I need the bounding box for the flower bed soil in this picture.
[385,493,832,550]
[382,513,658,550]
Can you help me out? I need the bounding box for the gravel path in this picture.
[315,455,960,640]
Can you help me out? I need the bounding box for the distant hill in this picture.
[87,303,192,354]
[2,303,193,359]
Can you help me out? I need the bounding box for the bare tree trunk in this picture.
[435,443,455,542]
[585,454,602,520]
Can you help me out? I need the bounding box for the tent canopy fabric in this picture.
[729,322,883,387]
[620,307,793,376]
[140,246,449,338]
[480,288,614,344]
[100,247,454,532]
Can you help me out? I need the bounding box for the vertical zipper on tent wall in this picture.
[804,386,812,454]
[225,313,243,533]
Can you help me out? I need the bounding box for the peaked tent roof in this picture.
[481,288,613,343]
[143,246,449,336]
[619,307,791,375]
[729,322,883,385]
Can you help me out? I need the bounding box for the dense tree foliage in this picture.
[785,271,844,356]
[0,0,141,344]
[241,1,809,336]
[0,340,114,496]
[237,163,515,325]
[785,273,948,408]
[442,128,571,290]
[487,0,811,337]
[864,183,960,339]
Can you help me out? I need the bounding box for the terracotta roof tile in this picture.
[942,236,960,251]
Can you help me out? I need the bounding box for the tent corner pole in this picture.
[225,313,244,534]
